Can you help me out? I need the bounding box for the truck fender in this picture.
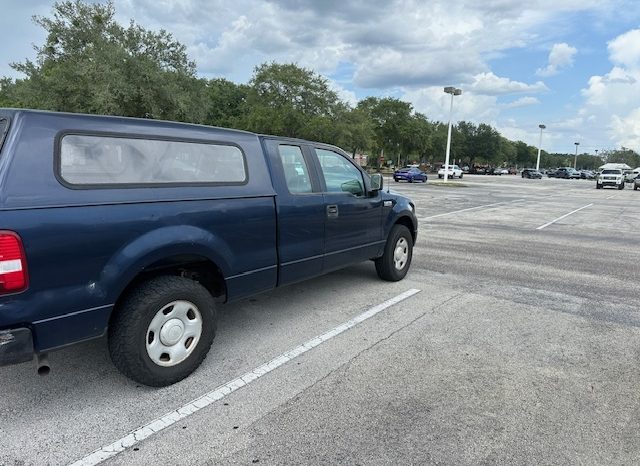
[98,225,233,302]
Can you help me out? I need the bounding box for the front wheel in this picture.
[459,173,463,179]
[375,224,413,281]
[108,275,217,387]
[619,183,625,190]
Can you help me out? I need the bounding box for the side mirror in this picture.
[341,179,364,196]
[370,173,383,191]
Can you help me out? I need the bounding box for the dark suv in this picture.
[521,169,542,179]
[555,167,581,179]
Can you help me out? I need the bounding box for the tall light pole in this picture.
[574,142,580,169]
[443,86,462,182]
[536,124,546,171]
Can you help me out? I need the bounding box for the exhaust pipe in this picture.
[36,353,50,376]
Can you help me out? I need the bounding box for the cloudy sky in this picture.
[2,0,640,153]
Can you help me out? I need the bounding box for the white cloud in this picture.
[327,79,358,107]
[469,72,548,95]
[536,43,577,77]
[403,86,499,123]
[578,28,640,152]
[502,96,541,108]
[611,108,640,149]
[607,29,640,69]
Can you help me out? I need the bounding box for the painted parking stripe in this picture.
[420,199,525,220]
[536,203,593,230]
[68,288,421,466]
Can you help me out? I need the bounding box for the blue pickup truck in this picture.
[0,109,417,386]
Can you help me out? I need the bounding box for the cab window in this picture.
[316,148,364,196]
[278,145,312,194]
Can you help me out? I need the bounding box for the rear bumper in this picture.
[0,327,34,366]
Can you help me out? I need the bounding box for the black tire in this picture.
[408,178,413,183]
[619,183,625,190]
[635,185,638,190]
[596,184,602,189]
[375,224,413,281]
[438,174,443,179]
[459,173,463,179]
[108,275,216,387]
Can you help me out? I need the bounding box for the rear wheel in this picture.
[459,173,463,179]
[108,276,216,387]
[375,224,413,281]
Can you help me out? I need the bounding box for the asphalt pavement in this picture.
[2,175,639,465]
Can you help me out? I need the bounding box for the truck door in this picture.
[265,141,326,286]
[311,147,384,273]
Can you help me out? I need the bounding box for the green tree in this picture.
[240,62,346,141]
[205,78,249,128]
[8,0,206,122]
[603,147,640,167]
[0,78,16,107]
[337,107,376,158]
[357,97,415,166]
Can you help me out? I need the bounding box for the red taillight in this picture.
[0,231,28,294]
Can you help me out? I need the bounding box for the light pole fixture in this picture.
[536,124,546,171]
[443,86,462,182]
[574,142,580,169]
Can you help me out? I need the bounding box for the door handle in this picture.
[326,204,339,218]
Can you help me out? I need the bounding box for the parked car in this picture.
[596,169,625,189]
[437,164,463,179]
[0,109,418,387]
[635,176,640,190]
[547,169,558,177]
[580,170,595,179]
[555,167,581,179]
[521,169,542,179]
[487,167,506,175]
[623,169,635,183]
[394,167,427,183]
[470,165,488,174]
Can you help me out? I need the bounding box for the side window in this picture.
[278,145,312,194]
[58,134,246,186]
[316,148,364,196]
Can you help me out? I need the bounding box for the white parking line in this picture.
[536,203,593,230]
[605,194,618,199]
[68,288,422,466]
[420,199,525,220]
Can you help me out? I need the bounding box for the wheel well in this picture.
[114,255,227,312]
[396,216,417,243]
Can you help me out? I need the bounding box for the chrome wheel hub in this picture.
[146,300,202,367]
[393,238,408,270]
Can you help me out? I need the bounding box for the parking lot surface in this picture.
[2,175,639,465]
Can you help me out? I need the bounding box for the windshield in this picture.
[602,169,621,174]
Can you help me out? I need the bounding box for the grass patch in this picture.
[428,181,469,187]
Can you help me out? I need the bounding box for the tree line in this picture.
[1,1,637,170]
